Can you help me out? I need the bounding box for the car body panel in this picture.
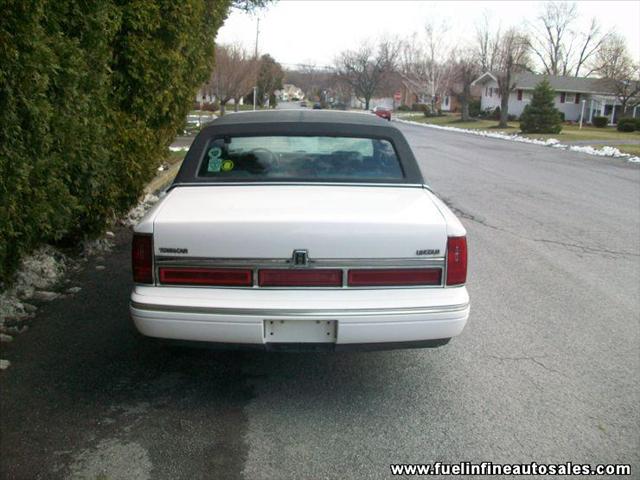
[151,185,449,259]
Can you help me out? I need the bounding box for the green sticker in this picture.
[221,159,234,171]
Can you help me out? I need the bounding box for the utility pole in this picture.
[253,17,260,110]
[254,18,260,59]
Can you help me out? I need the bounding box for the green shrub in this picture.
[592,116,608,128]
[397,104,411,112]
[519,80,563,134]
[0,0,235,284]
[616,117,636,132]
[468,99,481,117]
[412,103,428,112]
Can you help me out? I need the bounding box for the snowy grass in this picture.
[396,118,640,163]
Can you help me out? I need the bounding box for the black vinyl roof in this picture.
[173,110,425,186]
[209,109,395,127]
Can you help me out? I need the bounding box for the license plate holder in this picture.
[264,319,337,343]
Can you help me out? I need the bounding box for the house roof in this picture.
[472,71,622,95]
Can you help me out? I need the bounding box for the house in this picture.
[440,83,482,113]
[278,84,304,101]
[472,72,639,124]
[399,74,431,107]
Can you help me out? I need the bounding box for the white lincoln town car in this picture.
[130,110,469,351]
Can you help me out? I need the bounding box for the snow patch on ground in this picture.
[395,118,640,163]
[0,246,71,367]
[169,146,189,152]
[0,246,67,307]
[82,237,114,257]
[122,193,161,226]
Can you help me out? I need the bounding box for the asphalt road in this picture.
[1,116,639,479]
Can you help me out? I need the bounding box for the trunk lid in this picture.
[153,185,447,259]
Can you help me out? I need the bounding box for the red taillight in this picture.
[159,268,253,286]
[259,269,343,287]
[132,234,153,284]
[348,268,442,286]
[446,236,467,286]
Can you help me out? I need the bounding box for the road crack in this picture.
[487,354,567,377]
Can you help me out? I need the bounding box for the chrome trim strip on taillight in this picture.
[153,256,446,289]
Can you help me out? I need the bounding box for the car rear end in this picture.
[130,112,469,351]
[130,187,468,351]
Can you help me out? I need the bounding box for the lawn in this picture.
[521,124,640,142]
[397,113,520,131]
[400,113,640,143]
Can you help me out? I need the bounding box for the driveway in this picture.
[1,122,638,479]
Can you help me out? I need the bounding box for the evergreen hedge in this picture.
[592,116,608,128]
[616,117,637,132]
[0,0,233,284]
[519,79,563,134]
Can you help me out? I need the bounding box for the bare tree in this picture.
[449,48,481,121]
[423,19,452,111]
[475,12,500,73]
[570,17,609,77]
[397,21,452,111]
[591,34,640,114]
[209,44,257,115]
[527,2,609,77]
[397,34,430,104]
[334,39,398,110]
[494,29,530,127]
[527,2,576,75]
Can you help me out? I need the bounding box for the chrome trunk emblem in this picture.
[291,249,309,266]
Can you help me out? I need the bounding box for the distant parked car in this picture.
[300,101,307,107]
[313,102,322,109]
[372,106,391,121]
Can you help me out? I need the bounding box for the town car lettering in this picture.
[130,110,469,351]
[158,247,189,254]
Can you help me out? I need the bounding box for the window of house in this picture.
[560,92,566,103]
[565,93,575,103]
[517,89,523,101]
[575,93,581,104]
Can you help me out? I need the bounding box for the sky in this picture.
[217,0,640,70]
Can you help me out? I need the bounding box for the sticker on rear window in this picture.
[207,147,222,172]
[221,159,234,171]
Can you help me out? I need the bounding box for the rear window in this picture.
[197,136,404,181]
